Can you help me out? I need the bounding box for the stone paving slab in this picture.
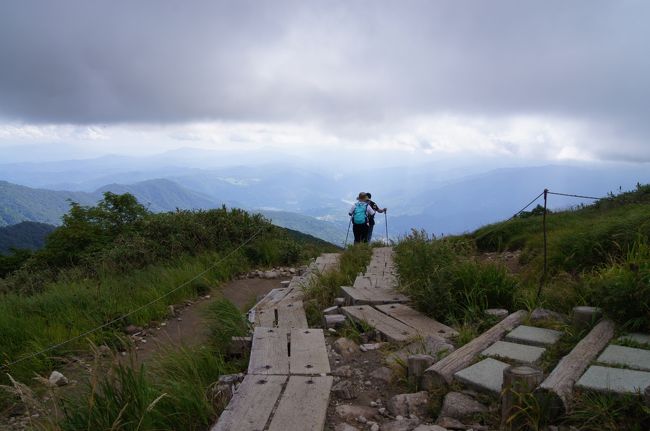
[597,344,650,371]
[618,333,650,347]
[576,365,650,394]
[505,325,563,347]
[453,358,510,394]
[481,340,546,364]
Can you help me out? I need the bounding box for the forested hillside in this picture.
[0,221,55,253]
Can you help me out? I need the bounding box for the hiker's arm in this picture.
[348,205,355,216]
[366,205,376,216]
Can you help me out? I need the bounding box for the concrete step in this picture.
[596,344,650,371]
[505,325,563,347]
[481,340,546,365]
[576,365,650,394]
[453,358,510,394]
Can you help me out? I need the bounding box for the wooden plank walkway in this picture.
[341,305,418,342]
[376,303,458,339]
[290,329,331,375]
[211,374,287,431]
[214,252,340,430]
[267,376,333,431]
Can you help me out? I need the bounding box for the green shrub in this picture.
[204,299,250,351]
[395,231,517,324]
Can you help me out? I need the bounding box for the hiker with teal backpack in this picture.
[348,192,375,244]
[365,192,387,242]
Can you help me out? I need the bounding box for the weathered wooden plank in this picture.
[255,307,276,327]
[267,376,333,431]
[248,326,289,375]
[341,285,409,305]
[277,300,309,331]
[341,305,418,342]
[422,310,527,390]
[290,328,331,375]
[248,288,289,324]
[211,374,287,431]
[376,303,458,338]
[534,319,615,419]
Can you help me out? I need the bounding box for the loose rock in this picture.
[335,405,379,421]
[335,424,360,431]
[333,365,354,377]
[436,417,469,430]
[48,371,68,387]
[382,418,421,431]
[388,392,429,418]
[439,392,487,420]
[370,366,393,383]
[332,380,358,400]
[414,426,449,431]
[530,308,568,323]
[333,337,361,359]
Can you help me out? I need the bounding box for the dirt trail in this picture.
[131,276,288,364]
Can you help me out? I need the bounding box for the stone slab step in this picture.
[267,376,333,431]
[453,358,511,394]
[375,303,458,338]
[596,344,650,371]
[505,325,563,347]
[576,365,650,394]
[211,374,287,431]
[618,333,650,347]
[481,340,546,364]
[341,305,418,342]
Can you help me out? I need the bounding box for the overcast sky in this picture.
[0,0,648,164]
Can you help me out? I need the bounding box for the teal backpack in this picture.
[352,202,368,224]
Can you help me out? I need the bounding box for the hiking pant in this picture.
[353,223,369,243]
[367,223,375,242]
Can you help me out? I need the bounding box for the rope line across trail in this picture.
[2,226,266,370]
[547,191,604,200]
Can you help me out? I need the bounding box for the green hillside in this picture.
[0,221,55,254]
[396,183,650,331]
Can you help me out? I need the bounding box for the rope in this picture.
[510,191,545,219]
[2,226,266,370]
[547,191,604,200]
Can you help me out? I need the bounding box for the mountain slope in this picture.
[0,221,56,253]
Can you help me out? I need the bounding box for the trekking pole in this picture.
[344,217,352,248]
[384,212,389,245]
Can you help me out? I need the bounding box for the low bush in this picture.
[395,231,518,324]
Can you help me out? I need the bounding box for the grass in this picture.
[564,390,650,431]
[304,243,372,326]
[3,298,248,431]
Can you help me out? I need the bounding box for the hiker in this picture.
[348,192,375,243]
[365,192,387,242]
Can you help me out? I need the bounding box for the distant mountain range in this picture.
[2,152,650,241]
[0,179,346,247]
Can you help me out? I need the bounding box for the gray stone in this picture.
[530,308,568,323]
[576,365,650,394]
[48,371,68,387]
[335,424,360,431]
[481,340,546,364]
[388,336,455,365]
[360,342,386,352]
[333,337,360,359]
[505,325,563,347]
[370,366,394,383]
[262,270,279,279]
[388,391,429,417]
[335,405,379,421]
[597,344,650,371]
[323,305,340,315]
[335,297,346,306]
[436,416,469,429]
[382,419,421,431]
[325,314,347,329]
[332,380,358,400]
[618,333,650,347]
[413,426,449,431]
[439,391,488,420]
[453,358,510,394]
[333,365,354,377]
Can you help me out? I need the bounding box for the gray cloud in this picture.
[0,0,648,157]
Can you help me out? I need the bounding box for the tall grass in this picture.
[395,231,518,325]
[51,299,245,431]
[304,244,372,325]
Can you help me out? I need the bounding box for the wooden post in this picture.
[501,366,544,431]
[571,306,602,330]
[534,319,615,419]
[408,354,435,387]
[536,189,548,301]
[422,310,527,390]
